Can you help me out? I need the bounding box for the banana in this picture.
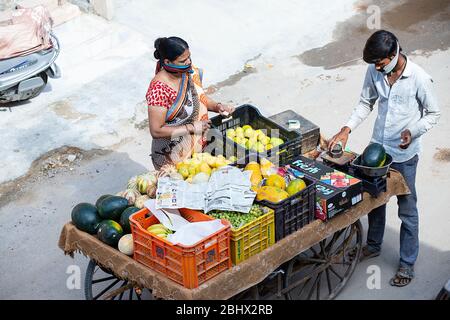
[147,224,173,239]
[147,225,168,233]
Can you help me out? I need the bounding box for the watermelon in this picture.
[71,203,102,234]
[97,220,124,247]
[361,143,387,167]
[95,194,113,208]
[97,196,129,221]
[120,206,140,233]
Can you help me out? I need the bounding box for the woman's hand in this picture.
[217,103,235,117]
[192,120,211,133]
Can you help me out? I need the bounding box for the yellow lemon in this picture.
[199,162,212,175]
[265,143,273,150]
[235,127,244,135]
[177,164,190,179]
[226,129,236,139]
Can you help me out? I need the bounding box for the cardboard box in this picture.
[290,156,363,219]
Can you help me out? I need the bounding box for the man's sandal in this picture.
[349,246,381,262]
[390,267,414,287]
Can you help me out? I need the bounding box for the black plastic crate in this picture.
[268,110,320,154]
[232,155,316,241]
[210,105,302,166]
[203,128,247,159]
[259,175,316,241]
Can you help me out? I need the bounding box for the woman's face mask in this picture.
[163,50,192,74]
[162,61,192,73]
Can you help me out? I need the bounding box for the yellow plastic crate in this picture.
[230,207,275,265]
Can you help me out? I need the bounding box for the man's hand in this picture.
[328,126,351,151]
[399,129,412,149]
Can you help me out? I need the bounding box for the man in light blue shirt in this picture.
[329,30,440,287]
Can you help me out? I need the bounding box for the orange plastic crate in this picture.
[129,207,232,289]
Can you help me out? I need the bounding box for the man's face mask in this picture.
[379,42,399,75]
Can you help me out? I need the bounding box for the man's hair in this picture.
[363,30,401,63]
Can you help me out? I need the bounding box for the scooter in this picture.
[0,32,61,104]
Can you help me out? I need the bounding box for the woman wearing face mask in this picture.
[146,37,235,169]
[328,30,440,287]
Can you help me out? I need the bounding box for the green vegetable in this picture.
[208,204,266,229]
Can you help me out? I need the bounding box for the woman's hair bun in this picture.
[153,37,166,59]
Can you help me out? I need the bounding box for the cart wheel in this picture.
[283,220,363,300]
[84,259,154,300]
[230,267,288,300]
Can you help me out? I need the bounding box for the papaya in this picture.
[256,186,289,203]
[244,162,263,187]
[266,174,286,190]
[286,179,307,196]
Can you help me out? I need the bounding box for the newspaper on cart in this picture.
[155,166,256,213]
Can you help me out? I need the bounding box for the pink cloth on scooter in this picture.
[0,5,53,60]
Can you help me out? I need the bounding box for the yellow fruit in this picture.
[229,156,237,163]
[260,136,271,145]
[244,128,254,138]
[255,129,263,138]
[186,175,193,183]
[242,125,252,131]
[177,164,190,179]
[256,142,265,153]
[260,158,275,178]
[188,165,197,176]
[256,186,289,203]
[286,179,307,196]
[215,158,227,168]
[270,137,284,147]
[265,143,273,150]
[266,174,286,190]
[199,162,212,175]
[226,129,236,139]
[244,162,263,187]
[235,127,244,135]
[206,156,216,168]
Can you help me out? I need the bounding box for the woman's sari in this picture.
[150,66,209,170]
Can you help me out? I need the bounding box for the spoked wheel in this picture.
[84,259,154,300]
[230,268,287,300]
[283,220,363,300]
